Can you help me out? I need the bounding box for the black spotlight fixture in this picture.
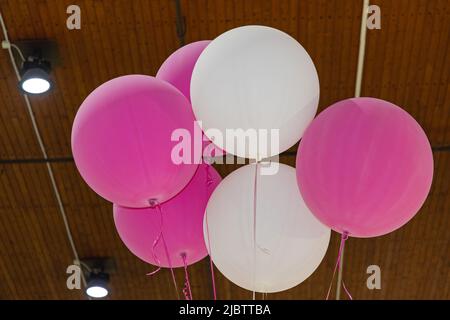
[2,39,56,95]
[18,56,52,95]
[79,257,115,299]
[86,272,110,299]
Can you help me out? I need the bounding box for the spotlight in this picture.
[19,59,52,95]
[86,272,110,299]
[79,257,115,299]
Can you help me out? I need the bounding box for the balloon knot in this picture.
[148,199,159,208]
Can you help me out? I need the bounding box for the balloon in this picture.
[72,75,200,208]
[191,25,319,159]
[114,164,221,268]
[204,163,330,293]
[156,40,225,159]
[157,40,210,103]
[296,97,434,238]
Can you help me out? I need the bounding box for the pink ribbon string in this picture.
[326,231,352,300]
[205,165,217,300]
[181,253,193,300]
[206,163,214,187]
[205,211,217,300]
[342,280,353,300]
[146,201,180,300]
[145,201,164,276]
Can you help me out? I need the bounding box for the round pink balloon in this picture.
[157,40,210,103]
[114,164,221,267]
[72,75,200,208]
[296,98,433,238]
[156,41,225,158]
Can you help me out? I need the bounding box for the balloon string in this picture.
[146,201,180,300]
[161,232,180,300]
[206,164,214,187]
[342,280,353,300]
[252,162,259,300]
[205,165,217,300]
[326,232,352,300]
[145,201,164,276]
[205,209,217,300]
[181,253,193,300]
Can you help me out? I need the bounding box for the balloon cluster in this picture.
[72,26,433,296]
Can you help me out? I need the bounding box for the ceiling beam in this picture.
[0,145,448,165]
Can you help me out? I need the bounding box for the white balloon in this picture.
[191,25,319,159]
[204,163,330,293]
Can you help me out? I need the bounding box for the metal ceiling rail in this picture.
[0,145,448,165]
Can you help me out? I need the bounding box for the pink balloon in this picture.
[296,98,433,238]
[72,75,200,208]
[157,41,225,158]
[113,164,221,267]
[157,40,210,103]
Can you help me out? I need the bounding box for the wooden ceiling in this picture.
[0,0,448,299]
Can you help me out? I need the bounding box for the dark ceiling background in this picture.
[0,0,448,299]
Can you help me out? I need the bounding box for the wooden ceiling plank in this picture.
[419,1,446,145]
[392,0,421,130]
[197,0,213,40]
[181,0,196,43]
[287,0,299,39]
[423,3,450,146]
[232,0,244,29]
[114,0,141,75]
[40,0,89,121]
[163,0,180,58]
[32,163,83,299]
[210,0,221,37]
[32,2,86,157]
[13,164,75,298]
[24,1,70,157]
[422,152,450,298]
[51,163,92,254]
[0,165,26,299]
[137,0,161,72]
[90,1,121,81]
[362,0,390,99]
[378,1,401,103]
[5,0,36,39]
[323,0,339,107]
[399,0,429,129]
[130,0,154,75]
[147,0,170,69]
[3,164,56,298]
[348,0,362,97]
[0,77,25,158]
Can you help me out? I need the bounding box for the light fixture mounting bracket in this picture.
[14,39,59,66]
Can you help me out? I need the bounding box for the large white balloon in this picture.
[191,26,319,160]
[204,163,330,293]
